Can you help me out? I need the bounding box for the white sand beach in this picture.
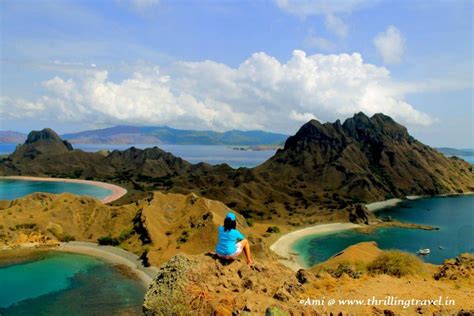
[1,176,127,203]
[365,192,473,212]
[55,241,158,286]
[270,223,361,271]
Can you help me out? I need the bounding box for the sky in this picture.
[0,0,472,147]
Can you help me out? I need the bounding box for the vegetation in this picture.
[58,234,76,242]
[97,228,134,246]
[98,235,120,246]
[266,226,280,233]
[367,251,423,277]
[15,223,37,230]
[325,262,363,279]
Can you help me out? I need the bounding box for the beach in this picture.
[270,223,361,271]
[55,241,157,286]
[0,176,127,203]
[365,192,474,212]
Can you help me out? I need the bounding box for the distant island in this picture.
[0,126,288,146]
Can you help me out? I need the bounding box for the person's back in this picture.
[215,225,244,255]
[215,212,253,265]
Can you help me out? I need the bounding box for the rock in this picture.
[143,255,198,315]
[143,253,305,314]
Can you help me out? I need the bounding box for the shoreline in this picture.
[270,223,361,271]
[365,192,474,212]
[270,192,474,271]
[0,176,127,203]
[54,242,157,287]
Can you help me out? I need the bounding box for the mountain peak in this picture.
[25,128,64,144]
[10,128,73,160]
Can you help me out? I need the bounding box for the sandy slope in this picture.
[1,176,127,203]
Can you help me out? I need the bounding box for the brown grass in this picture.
[367,250,424,277]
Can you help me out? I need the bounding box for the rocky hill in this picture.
[1,113,472,224]
[168,113,473,223]
[0,191,272,266]
[143,242,474,315]
[0,131,26,144]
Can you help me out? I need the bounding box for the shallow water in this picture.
[0,252,146,314]
[293,195,474,267]
[0,179,112,201]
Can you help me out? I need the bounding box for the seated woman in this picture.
[215,212,253,265]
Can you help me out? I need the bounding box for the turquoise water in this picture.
[0,252,145,314]
[293,196,474,267]
[0,179,112,201]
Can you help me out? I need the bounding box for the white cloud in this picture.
[131,0,159,11]
[324,14,348,38]
[275,0,373,16]
[275,0,374,38]
[374,25,406,64]
[290,111,318,122]
[2,50,436,133]
[304,33,336,51]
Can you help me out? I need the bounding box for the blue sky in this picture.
[0,0,472,147]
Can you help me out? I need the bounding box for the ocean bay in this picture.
[0,252,145,314]
[293,195,474,267]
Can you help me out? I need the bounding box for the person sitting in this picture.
[215,212,253,265]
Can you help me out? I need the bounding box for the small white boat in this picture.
[417,248,430,255]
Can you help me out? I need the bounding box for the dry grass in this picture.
[367,250,424,277]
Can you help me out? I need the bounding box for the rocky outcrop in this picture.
[434,253,474,281]
[143,254,305,315]
[9,128,73,160]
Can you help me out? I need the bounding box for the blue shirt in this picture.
[215,226,245,255]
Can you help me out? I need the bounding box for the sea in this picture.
[0,179,112,201]
[0,252,146,314]
[293,195,474,267]
[0,143,277,168]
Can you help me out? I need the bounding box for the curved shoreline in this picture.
[270,223,361,271]
[270,192,474,271]
[54,242,157,286]
[0,176,127,203]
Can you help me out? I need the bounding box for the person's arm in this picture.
[235,229,245,241]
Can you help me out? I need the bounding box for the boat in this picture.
[417,248,430,255]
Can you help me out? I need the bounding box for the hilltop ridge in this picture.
[1,113,472,224]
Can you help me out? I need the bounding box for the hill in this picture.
[0,131,26,144]
[1,113,472,225]
[1,126,287,146]
[60,125,288,145]
[436,147,474,157]
[142,243,474,315]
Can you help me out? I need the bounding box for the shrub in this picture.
[118,229,134,242]
[266,226,281,233]
[15,223,37,230]
[367,251,423,277]
[59,234,75,242]
[245,218,254,227]
[98,235,120,246]
[326,262,362,279]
